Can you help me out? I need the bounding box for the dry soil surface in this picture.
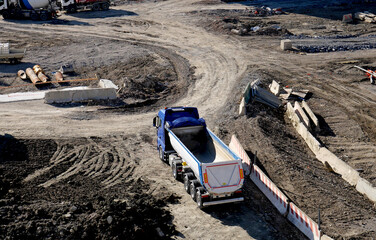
[1,0,376,239]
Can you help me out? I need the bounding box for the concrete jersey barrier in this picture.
[316,147,359,186]
[45,87,117,104]
[287,202,321,240]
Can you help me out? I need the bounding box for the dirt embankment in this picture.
[0,135,178,239]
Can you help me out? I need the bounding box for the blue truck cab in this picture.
[153,106,205,162]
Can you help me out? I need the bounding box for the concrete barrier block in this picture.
[356,178,376,202]
[286,102,301,127]
[302,101,319,129]
[321,235,334,240]
[45,87,117,104]
[316,147,359,186]
[305,131,321,154]
[99,79,118,89]
[269,80,281,96]
[281,39,292,51]
[294,102,310,128]
[239,97,246,116]
[296,122,321,154]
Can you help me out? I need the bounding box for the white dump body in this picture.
[168,126,244,195]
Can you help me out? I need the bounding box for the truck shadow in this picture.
[3,18,92,26]
[0,62,40,74]
[67,9,137,19]
[204,203,281,240]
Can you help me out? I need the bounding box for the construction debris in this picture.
[248,6,284,16]
[250,80,281,108]
[354,12,376,23]
[59,64,74,74]
[354,65,376,84]
[54,71,63,81]
[279,87,310,100]
[17,70,27,80]
[25,68,41,84]
[269,80,281,96]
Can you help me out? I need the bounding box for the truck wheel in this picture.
[196,189,204,209]
[190,183,196,201]
[101,2,110,11]
[2,11,10,20]
[30,13,39,21]
[40,12,49,21]
[158,146,164,162]
[92,3,100,11]
[67,4,77,13]
[183,175,190,193]
[172,161,179,180]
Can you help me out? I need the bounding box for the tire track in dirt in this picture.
[23,140,136,189]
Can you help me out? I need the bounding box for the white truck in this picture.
[153,107,244,208]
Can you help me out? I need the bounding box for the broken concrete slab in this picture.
[99,79,119,90]
[269,80,281,96]
[239,97,246,116]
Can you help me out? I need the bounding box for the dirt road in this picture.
[1,0,376,239]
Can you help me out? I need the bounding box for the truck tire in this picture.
[172,160,182,181]
[92,3,100,11]
[9,59,18,65]
[158,146,164,162]
[67,4,77,14]
[2,11,10,20]
[172,161,179,180]
[30,13,39,21]
[184,175,191,193]
[196,189,204,209]
[40,12,49,21]
[190,183,196,201]
[101,2,110,11]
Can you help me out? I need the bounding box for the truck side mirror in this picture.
[153,117,157,127]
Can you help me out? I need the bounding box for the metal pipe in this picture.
[17,70,27,80]
[54,71,63,81]
[25,68,41,84]
[33,65,44,75]
[37,72,49,82]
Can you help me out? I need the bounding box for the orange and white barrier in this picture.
[229,135,251,175]
[250,165,289,215]
[287,202,321,240]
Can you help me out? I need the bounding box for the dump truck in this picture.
[58,0,110,13]
[0,43,25,64]
[153,107,244,208]
[0,0,57,20]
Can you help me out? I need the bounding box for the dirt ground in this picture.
[1,0,376,239]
